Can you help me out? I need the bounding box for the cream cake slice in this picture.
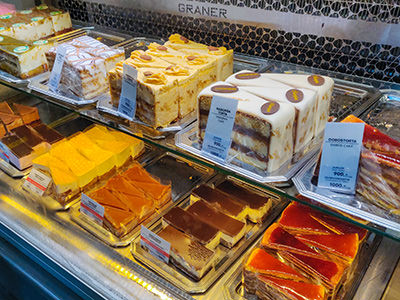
[241,86,318,153]
[33,5,72,35]
[226,70,291,89]
[198,82,295,172]
[164,33,209,52]
[14,9,54,41]
[263,73,334,136]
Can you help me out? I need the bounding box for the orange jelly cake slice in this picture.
[296,233,359,264]
[256,275,325,300]
[103,206,138,237]
[88,187,129,211]
[278,202,334,235]
[261,224,322,259]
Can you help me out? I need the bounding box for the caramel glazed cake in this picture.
[198,71,334,172]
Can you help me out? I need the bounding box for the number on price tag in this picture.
[48,45,68,92]
[202,95,238,161]
[118,64,138,121]
[80,193,105,225]
[140,225,170,264]
[22,168,51,196]
[318,122,365,194]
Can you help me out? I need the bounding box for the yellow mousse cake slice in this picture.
[68,133,117,180]
[107,129,145,159]
[48,157,79,202]
[50,140,98,190]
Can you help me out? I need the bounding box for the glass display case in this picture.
[0,2,399,300]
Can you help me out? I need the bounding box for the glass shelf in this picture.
[0,35,399,244]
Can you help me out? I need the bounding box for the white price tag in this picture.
[48,45,68,92]
[0,141,10,163]
[202,94,238,161]
[80,193,105,225]
[140,225,170,264]
[118,64,138,121]
[22,168,52,196]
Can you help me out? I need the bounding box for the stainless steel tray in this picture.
[28,72,104,107]
[293,155,400,232]
[0,69,30,86]
[70,152,214,247]
[175,121,320,184]
[223,231,382,300]
[131,178,288,294]
[360,90,400,142]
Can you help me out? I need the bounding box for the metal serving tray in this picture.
[175,121,320,184]
[293,155,400,232]
[0,69,30,86]
[131,177,288,294]
[223,231,382,300]
[360,90,400,142]
[70,152,214,247]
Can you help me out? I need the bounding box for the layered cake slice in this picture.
[0,134,33,169]
[296,233,359,264]
[107,130,145,159]
[226,70,292,89]
[163,207,221,249]
[12,103,40,124]
[263,73,334,136]
[103,206,138,237]
[261,224,322,259]
[83,46,124,72]
[33,5,72,35]
[14,9,54,41]
[164,34,209,52]
[157,225,218,280]
[190,184,248,221]
[68,133,117,180]
[123,163,171,209]
[48,157,80,203]
[0,123,5,138]
[0,35,48,78]
[31,122,64,145]
[88,187,129,211]
[11,125,47,156]
[216,181,271,223]
[186,200,246,248]
[0,102,14,114]
[198,82,295,172]
[0,112,23,131]
[278,202,334,235]
[240,86,318,153]
[256,275,325,300]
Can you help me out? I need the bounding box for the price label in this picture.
[48,45,68,92]
[80,193,105,225]
[118,64,138,121]
[0,141,10,163]
[318,122,365,194]
[201,95,238,161]
[22,168,51,196]
[140,225,170,264]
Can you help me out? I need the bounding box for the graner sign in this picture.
[177,2,228,18]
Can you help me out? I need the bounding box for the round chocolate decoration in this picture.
[211,85,239,93]
[140,54,152,61]
[307,75,325,86]
[186,55,197,61]
[157,45,168,51]
[286,89,304,103]
[143,71,153,76]
[234,72,261,80]
[261,101,280,115]
[180,36,189,43]
[208,46,219,51]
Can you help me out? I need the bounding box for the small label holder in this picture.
[118,64,138,121]
[318,122,365,194]
[201,95,239,161]
[140,225,170,264]
[48,45,68,92]
[80,193,105,225]
[0,141,10,163]
[22,168,52,196]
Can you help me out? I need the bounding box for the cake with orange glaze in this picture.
[278,202,334,235]
[103,206,138,236]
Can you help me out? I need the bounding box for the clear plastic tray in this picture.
[0,69,30,86]
[293,155,400,232]
[0,157,29,178]
[175,121,320,184]
[223,231,381,300]
[131,178,287,294]
[70,152,214,247]
[361,90,400,142]
[28,72,104,107]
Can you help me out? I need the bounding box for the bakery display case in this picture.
[0,2,400,300]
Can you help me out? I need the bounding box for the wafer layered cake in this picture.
[108,34,233,127]
[198,82,295,172]
[243,202,368,300]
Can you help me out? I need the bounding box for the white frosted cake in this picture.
[240,86,317,153]
[262,73,334,136]
[226,70,292,89]
[198,82,295,172]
